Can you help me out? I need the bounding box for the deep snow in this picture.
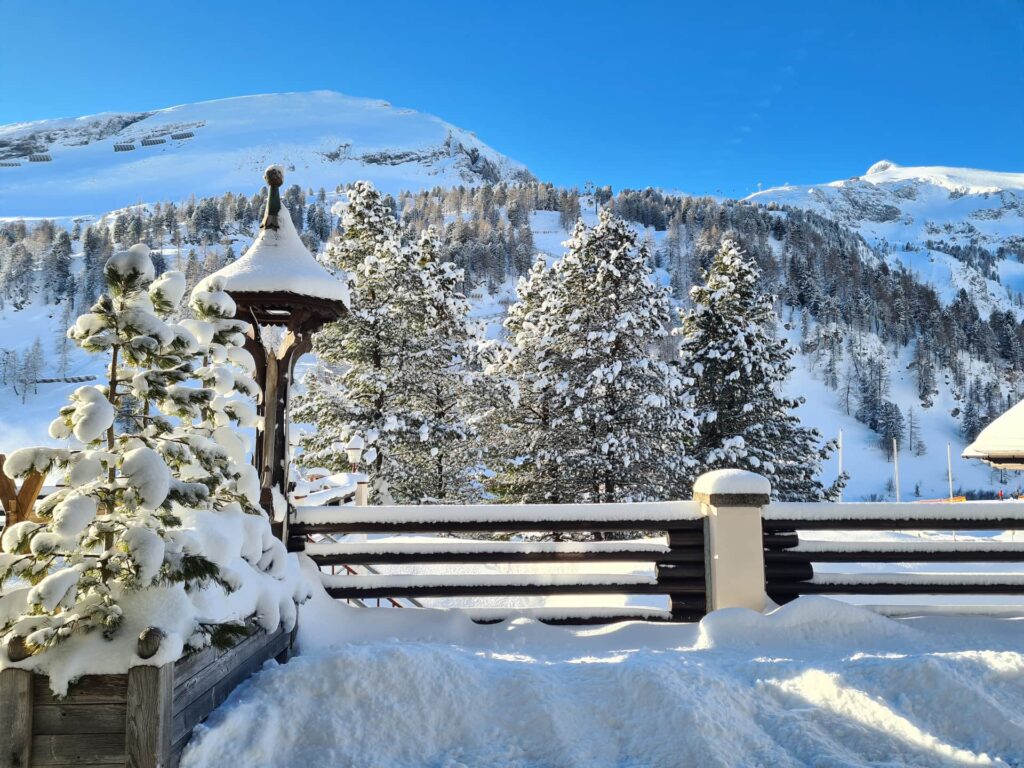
[179,559,1024,768]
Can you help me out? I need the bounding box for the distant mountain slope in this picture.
[0,91,533,217]
[747,160,1024,313]
[747,160,1024,250]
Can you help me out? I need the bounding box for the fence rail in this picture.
[294,500,708,623]
[763,500,1024,605]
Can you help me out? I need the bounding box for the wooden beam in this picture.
[0,668,33,768]
[125,664,173,768]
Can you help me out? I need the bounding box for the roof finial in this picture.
[260,165,285,231]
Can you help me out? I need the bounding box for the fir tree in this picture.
[676,238,842,500]
[296,182,477,503]
[0,244,286,661]
[487,211,694,503]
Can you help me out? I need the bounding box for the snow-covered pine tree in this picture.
[676,237,842,501]
[296,182,477,503]
[487,211,694,503]
[0,244,300,672]
[394,228,479,502]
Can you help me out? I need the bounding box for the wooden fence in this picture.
[763,501,1024,604]
[293,501,709,623]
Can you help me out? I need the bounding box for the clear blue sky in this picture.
[2,0,1022,197]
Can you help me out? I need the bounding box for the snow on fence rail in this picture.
[294,500,702,527]
[765,500,1024,524]
[763,500,1024,604]
[293,501,707,623]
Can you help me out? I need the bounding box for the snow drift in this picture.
[178,559,1024,768]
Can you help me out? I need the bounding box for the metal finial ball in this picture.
[264,166,284,188]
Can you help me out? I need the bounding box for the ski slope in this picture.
[0,91,532,218]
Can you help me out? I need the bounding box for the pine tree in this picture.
[0,243,290,662]
[676,237,841,500]
[44,231,73,303]
[55,299,75,377]
[296,182,476,503]
[487,211,695,503]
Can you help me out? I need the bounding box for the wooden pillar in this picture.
[0,669,33,768]
[125,664,173,768]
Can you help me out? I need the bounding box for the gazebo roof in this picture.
[205,200,348,305]
[963,398,1024,467]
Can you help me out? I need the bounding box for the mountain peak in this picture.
[0,91,532,218]
[865,159,899,175]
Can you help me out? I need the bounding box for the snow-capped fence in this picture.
[0,621,294,768]
[762,501,1024,604]
[293,500,711,623]
[291,469,1024,621]
[292,470,776,623]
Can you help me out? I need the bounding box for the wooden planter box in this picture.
[0,622,293,768]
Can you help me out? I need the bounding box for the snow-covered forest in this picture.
[1,167,1022,500]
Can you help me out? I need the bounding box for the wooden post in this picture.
[125,664,173,768]
[0,454,46,525]
[693,469,770,612]
[0,668,33,768]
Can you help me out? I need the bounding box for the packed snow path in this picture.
[179,566,1024,767]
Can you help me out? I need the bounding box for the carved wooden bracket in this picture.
[0,454,45,526]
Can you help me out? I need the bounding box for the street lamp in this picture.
[345,434,365,470]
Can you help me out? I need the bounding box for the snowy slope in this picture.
[748,160,1024,313]
[0,91,532,218]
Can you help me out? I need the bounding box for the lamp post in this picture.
[198,167,349,546]
[345,435,368,506]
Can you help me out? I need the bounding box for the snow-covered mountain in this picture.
[0,91,533,218]
[748,160,1024,312]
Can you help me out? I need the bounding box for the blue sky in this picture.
[1,0,1022,197]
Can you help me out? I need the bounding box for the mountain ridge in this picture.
[0,91,533,218]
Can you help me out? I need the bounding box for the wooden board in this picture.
[33,675,127,705]
[30,734,124,767]
[32,704,125,735]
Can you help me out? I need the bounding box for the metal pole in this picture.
[893,437,900,502]
[947,442,954,501]
[837,429,844,502]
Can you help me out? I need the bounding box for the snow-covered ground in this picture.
[179,560,1024,768]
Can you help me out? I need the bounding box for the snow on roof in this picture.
[963,398,1024,462]
[202,201,348,304]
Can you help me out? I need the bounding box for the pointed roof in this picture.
[963,398,1024,468]
[201,167,348,305]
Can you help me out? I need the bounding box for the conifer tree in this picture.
[0,244,294,663]
[296,182,477,503]
[487,211,694,503]
[676,238,842,500]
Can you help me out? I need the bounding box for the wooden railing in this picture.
[292,501,708,623]
[762,501,1024,603]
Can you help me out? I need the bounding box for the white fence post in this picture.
[354,472,369,507]
[693,469,770,612]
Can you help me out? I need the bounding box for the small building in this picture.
[962,399,1024,469]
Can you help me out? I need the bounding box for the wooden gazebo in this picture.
[200,167,348,539]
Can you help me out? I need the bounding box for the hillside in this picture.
[0,96,1021,501]
[0,91,533,218]
[747,160,1024,313]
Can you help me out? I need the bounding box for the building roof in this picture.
[963,398,1024,468]
[202,201,348,305]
